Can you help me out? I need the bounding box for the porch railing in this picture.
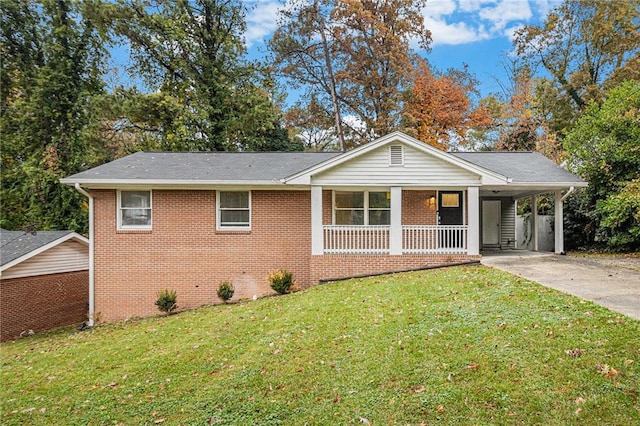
[402,225,468,254]
[323,225,390,254]
[322,225,468,255]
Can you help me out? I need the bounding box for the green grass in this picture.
[2,265,639,425]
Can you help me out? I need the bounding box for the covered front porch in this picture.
[310,186,481,256]
[310,185,573,257]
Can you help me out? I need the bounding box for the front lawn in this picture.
[1,265,639,425]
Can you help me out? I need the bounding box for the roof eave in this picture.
[60,178,289,188]
[502,181,588,187]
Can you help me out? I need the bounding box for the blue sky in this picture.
[111,0,560,102]
[242,0,561,101]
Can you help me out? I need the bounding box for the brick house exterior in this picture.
[62,132,585,324]
[1,230,89,341]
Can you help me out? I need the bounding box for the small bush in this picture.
[217,281,235,302]
[155,289,178,314]
[268,269,294,294]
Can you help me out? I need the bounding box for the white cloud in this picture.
[424,0,458,16]
[421,0,542,47]
[423,16,491,46]
[478,0,532,31]
[245,1,282,47]
[457,0,496,13]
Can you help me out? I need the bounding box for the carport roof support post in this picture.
[555,190,564,254]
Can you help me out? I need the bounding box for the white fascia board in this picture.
[483,181,588,191]
[60,178,293,190]
[0,232,89,273]
[283,131,509,185]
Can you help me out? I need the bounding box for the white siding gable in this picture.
[312,143,481,186]
[1,240,89,280]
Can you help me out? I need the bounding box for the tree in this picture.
[105,0,290,152]
[514,0,640,117]
[1,0,107,233]
[403,59,491,150]
[269,0,346,150]
[564,81,640,251]
[284,96,341,151]
[331,0,431,139]
[270,0,431,146]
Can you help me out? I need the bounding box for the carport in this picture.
[452,152,587,254]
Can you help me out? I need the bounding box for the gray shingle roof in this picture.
[63,151,343,183]
[1,229,76,266]
[452,152,584,184]
[61,149,584,187]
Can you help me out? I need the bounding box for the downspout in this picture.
[74,183,95,327]
[561,186,575,202]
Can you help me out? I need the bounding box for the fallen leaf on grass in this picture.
[412,385,426,393]
[462,362,479,371]
[154,419,165,424]
[564,348,585,358]
[596,364,618,378]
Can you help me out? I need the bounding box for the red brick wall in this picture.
[0,271,88,341]
[310,254,480,283]
[403,190,437,225]
[93,189,313,322]
[91,188,479,323]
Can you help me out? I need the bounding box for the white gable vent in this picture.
[389,145,404,166]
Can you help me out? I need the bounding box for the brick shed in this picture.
[1,229,89,341]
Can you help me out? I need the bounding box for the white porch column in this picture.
[311,186,324,255]
[467,186,480,255]
[554,190,564,254]
[390,186,403,255]
[532,195,538,251]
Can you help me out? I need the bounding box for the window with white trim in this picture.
[334,191,390,225]
[217,191,251,230]
[118,190,152,230]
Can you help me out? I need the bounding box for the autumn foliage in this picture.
[404,59,492,150]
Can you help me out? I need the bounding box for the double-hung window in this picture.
[334,191,390,225]
[217,191,251,230]
[118,190,152,230]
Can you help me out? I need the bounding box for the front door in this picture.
[482,200,501,247]
[438,191,464,248]
[438,191,463,225]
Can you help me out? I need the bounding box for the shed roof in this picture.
[1,229,78,267]
[452,152,585,184]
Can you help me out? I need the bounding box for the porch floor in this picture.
[480,249,555,258]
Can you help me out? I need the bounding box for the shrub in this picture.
[155,289,178,314]
[268,269,294,294]
[217,281,235,302]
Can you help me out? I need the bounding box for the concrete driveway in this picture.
[481,250,640,321]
